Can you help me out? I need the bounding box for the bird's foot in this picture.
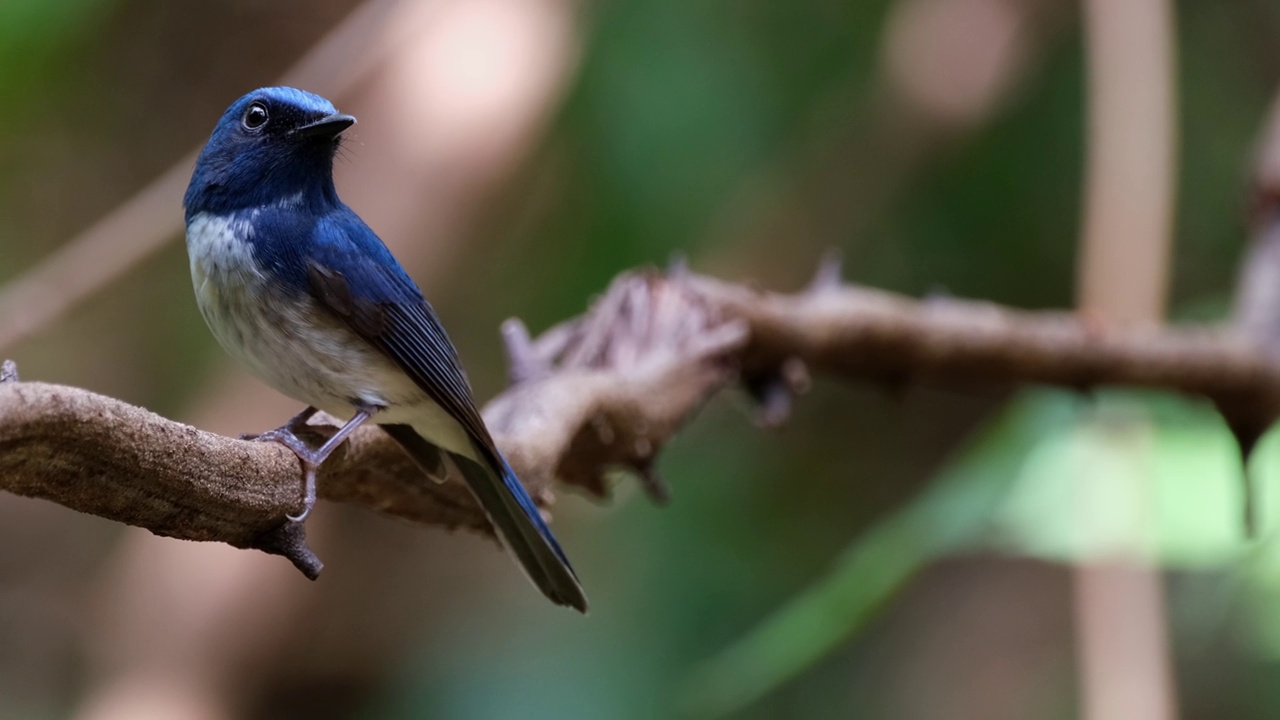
[240,406,376,523]
[245,424,322,522]
[239,406,319,441]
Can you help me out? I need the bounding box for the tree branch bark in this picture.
[1,261,1275,576]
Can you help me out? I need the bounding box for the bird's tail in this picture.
[451,450,588,613]
[382,425,587,612]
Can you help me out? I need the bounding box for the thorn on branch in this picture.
[747,358,811,427]
[0,359,17,384]
[668,253,690,280]
[923,284,953,303]
[750,376,794,427]
[1216,399,1278,539]
[808,249,844,295]
[528,318,579,365]
[782,357,811,394]
[635,459,671,505]
[501,318,548,385]
[691,319,751,362]
[251,520,324,580]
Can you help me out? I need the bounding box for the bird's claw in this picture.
[250,427,316,457]
[239,406,369,524]
[285,465,318,522]
[241,406,320,442]
[243,425,321,523]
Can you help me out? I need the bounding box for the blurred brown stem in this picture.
[1,261,1275,576]
[1073,0,1180,717]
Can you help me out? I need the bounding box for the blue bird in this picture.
[183,87,587,612]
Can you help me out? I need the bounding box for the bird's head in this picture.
[184,87,356,219]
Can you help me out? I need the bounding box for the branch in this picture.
[687,261,1280,445]
[2,262,1276,576]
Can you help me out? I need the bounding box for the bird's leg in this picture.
[245,406,377,522]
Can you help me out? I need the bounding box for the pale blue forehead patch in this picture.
[246,87,338,116]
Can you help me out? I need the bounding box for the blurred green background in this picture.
[2,0,1279,718]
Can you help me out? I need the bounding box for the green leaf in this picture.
[989,391,1249,567]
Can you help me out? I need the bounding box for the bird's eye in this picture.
[242,102,269,131]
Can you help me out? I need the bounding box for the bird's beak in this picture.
[296,113,357,138]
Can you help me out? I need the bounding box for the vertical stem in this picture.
[1077,0,1176,323]
[1074,0,1179,719]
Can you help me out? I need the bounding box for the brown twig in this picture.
[1,264,1276,576]
[0,359,17,384]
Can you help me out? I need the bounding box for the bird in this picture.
[182,86,587,612]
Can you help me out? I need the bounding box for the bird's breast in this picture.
[184,211,426,416]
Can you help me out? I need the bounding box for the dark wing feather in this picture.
[301,210,500,463]
[375,302,498,454]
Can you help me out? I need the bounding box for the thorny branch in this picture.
[1,259,1277,575]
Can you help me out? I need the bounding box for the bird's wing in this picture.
[288,208,500,461]
[257,206,588,611]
